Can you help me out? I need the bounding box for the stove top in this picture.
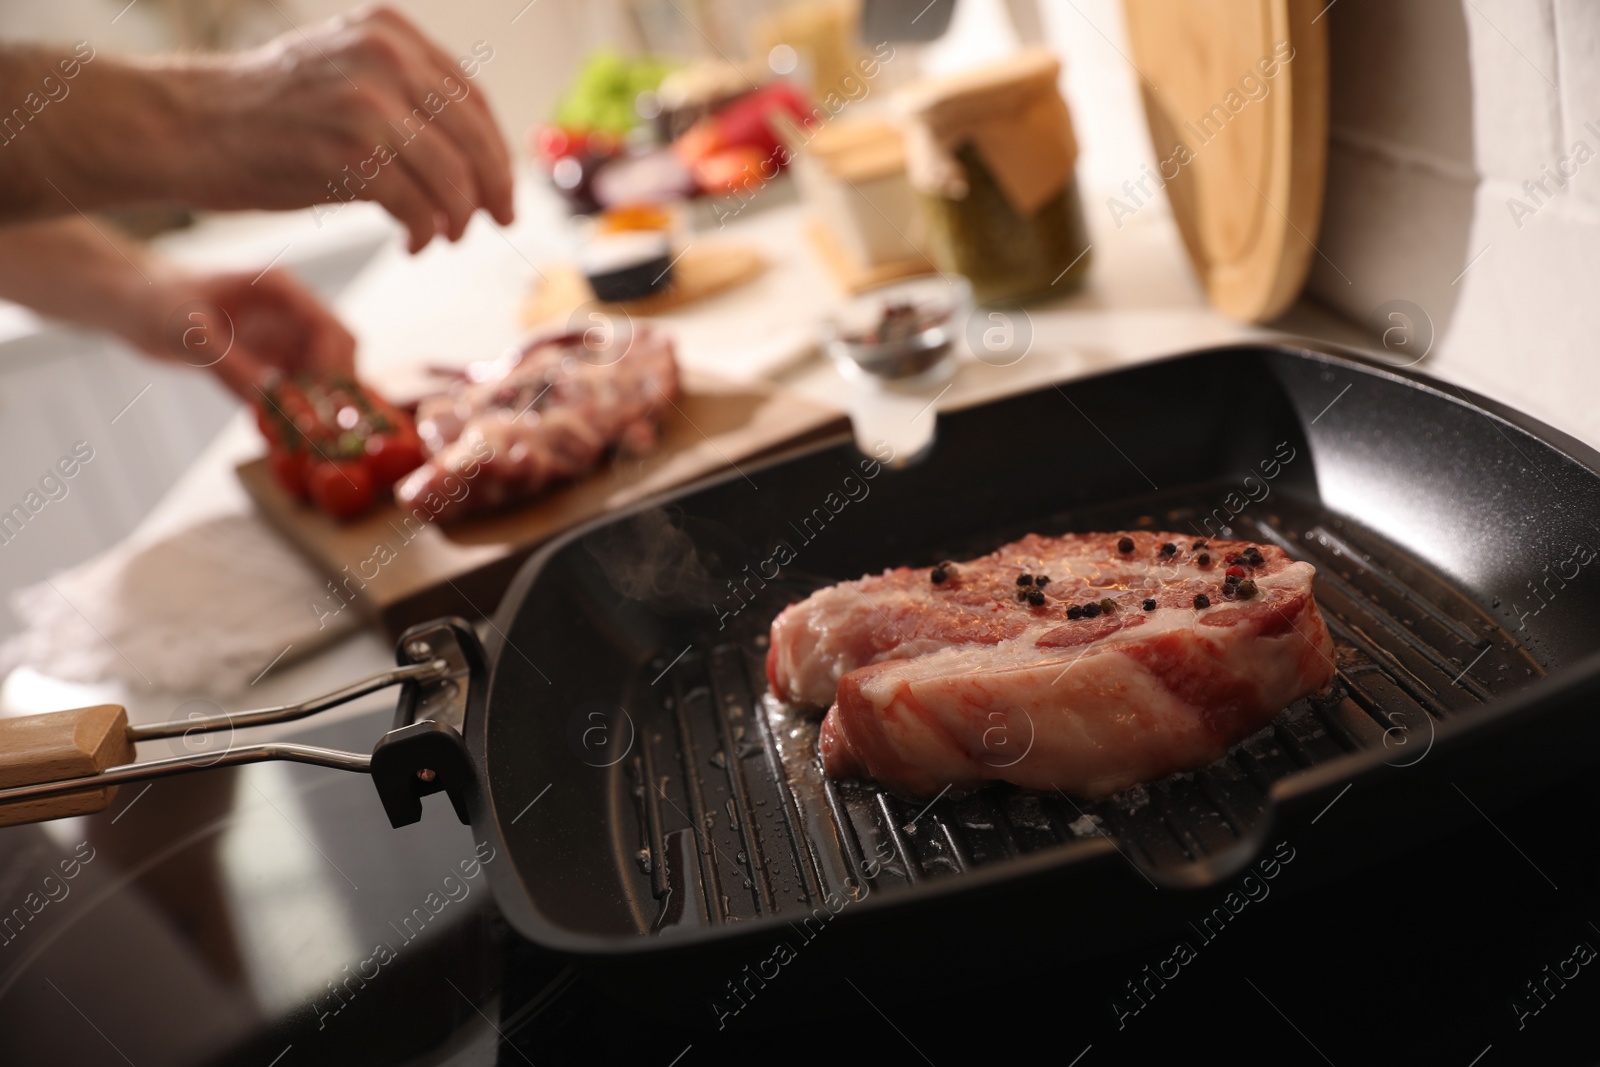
[3,705,1597,1066]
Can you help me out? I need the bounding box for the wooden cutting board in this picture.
[237,372,847,638]
[521,243,768,328]
[805,217,937,294]
[1122,0,1329,322]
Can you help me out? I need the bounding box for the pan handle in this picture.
[0,704,136,826]
[0,651,461,829]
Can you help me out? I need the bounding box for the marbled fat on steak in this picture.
[766,531,1335,798]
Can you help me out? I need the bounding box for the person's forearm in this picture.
[0,216,166,348]
[0,214,359,399]
[0,10,515,248]
[0,42,213,224]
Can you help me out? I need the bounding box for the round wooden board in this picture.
[1122,0,1328,322]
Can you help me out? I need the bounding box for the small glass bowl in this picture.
[821,276,972,381]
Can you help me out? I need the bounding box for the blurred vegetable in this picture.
[671,82,813,195]
[364,432,426,487]
[541,54,814,206]
[691,146,768,195]
[254,375,422,521]
[591,149,696,209]
[309,460,376,522]
[553,50,674,136]
[671,120,725,168]
[269,448,310,501]
[715,81,811,159]
[596,203,673,233]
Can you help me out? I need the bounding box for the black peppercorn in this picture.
[1236,579,1259,600]
[1117,536,1134,554]
[1035,575,1050,587]
[1099,597,1116,614]
[1142,598,1157,611]
[1083,602,1101,618]
[1192,541,1208,550]
[1242,547,1264,566]
[1160,542,1177,556]
[1197,553,1211,567]
[1017,574,1033,587]
[1194,593,1211,609]
[931,567,948,584]
[1067,605,1083,620]
[1015,590,1027,603]
[1026,589,1046,607]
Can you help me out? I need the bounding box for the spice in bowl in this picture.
[822,276,971,380]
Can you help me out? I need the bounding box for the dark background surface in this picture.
[511,766,1600,1067]
[1,699,1596,1067]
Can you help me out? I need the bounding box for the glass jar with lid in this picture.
[897,48,1091,305]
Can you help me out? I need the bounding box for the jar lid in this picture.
[809,118,907,183]
[896,47,1078,215]
[898,47,1062,124]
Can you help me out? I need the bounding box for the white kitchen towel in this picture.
[0,514,358,697]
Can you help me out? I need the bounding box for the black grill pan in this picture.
[472,340,1600,1020]
[7,341,1595,1028]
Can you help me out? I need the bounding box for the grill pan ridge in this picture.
[474,341,1600,1008]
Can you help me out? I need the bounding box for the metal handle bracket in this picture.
[371,617,489,828]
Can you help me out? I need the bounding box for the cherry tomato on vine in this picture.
[308,460,375,521]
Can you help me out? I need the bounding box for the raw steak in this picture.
[766,532,1335,798]
[395,324,678,521]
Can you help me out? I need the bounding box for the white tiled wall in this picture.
[1555,0,1600,211]
[1300,0,1600,450]
[1031,0,1600,450]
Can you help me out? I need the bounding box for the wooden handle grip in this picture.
[0,705,134,827]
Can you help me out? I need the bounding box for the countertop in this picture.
[0,174,1373,730]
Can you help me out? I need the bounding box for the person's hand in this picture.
[133,266,358,401]
[179,5,515,252]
